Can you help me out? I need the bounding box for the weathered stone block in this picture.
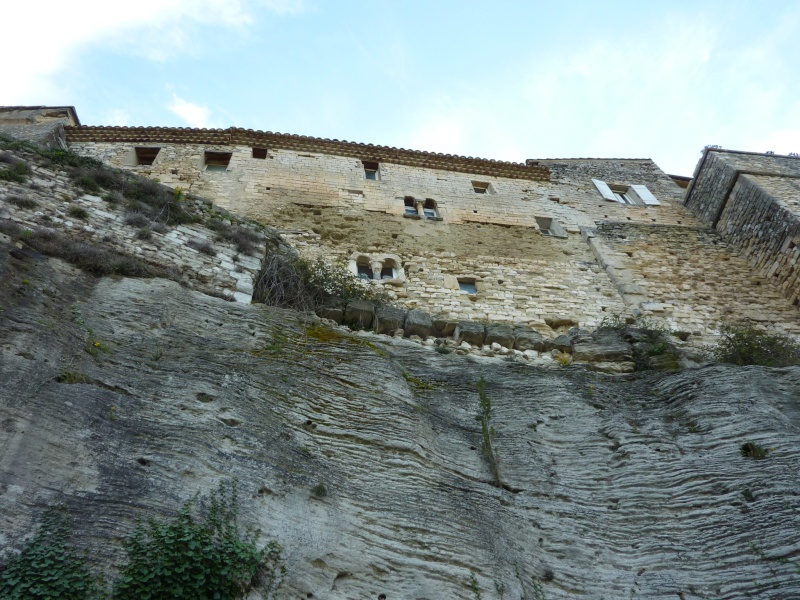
[484,324,514,348]
[344,300,375,329]
[404,309,433,339]
[432,317,458,337]
[572,332,632,362]
[454,321,485,346]
[549,335,573,353]
[514,329,546,352]
[373,305,406,335]
[316,306,343,324]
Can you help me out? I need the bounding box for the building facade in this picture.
[3,106,799,341]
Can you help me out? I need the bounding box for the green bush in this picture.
[713,323,800,367]
[0,482,283,600]
[114,481,283,600]
[0,160,30,183]
[740,441,769,459]
[0,511,103,600]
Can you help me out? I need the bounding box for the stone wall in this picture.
[592,222,800,339]
[60,134,800,338]
[684,149,800,305]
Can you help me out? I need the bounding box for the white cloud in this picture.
[168,95,213,128]
[0,0,305,104]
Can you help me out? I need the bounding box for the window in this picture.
[252,147,268,159]
[404,196,419,216]
[458,279,477,294]
[535,216,567,237]
[135,147,160,166]
[363,160,380,180]
[423,199,439,219]
[472,181,491,194]
[592,179,660,205]
[357,263,374,280]
[205,151,232,172]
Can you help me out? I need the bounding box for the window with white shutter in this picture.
[592,179,660,206]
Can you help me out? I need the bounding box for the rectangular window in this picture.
[252,147,268,159]
[135,147,160,166]
[380,266,395,279]
[458,279,477,294]
[535,216,567,237]
[205,151,232,172]
[363,160,380,180]
[472,181,490,194]
[592,179,660,205]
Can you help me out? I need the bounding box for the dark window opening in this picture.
[423,198,438,218]
[363,160,380,180]
[472,181,490,194]
[381,266,394,279]
[404,196,418,216]
[205,151,232,172]
[357,264,374,280]
[252,147,268,159]
[135,147,160,166]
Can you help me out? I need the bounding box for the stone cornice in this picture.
[65,126,550,182]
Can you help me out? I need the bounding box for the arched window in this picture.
[423,199,438,219]
[356,256,374,280]
[381,259,398,280]
[404,196,418,216]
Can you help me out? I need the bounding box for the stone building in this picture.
[2,105,799,342]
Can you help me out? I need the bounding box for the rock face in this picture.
[1,248,800,599]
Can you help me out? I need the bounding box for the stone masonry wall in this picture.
[684,150,800,306]
[593,222,800,339]
[61,135,800,339]
[67,141,696,230]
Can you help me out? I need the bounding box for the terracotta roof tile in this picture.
[65,125,550,182]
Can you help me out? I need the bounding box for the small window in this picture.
[535,216,566,238]
[458,279,477,294]
[205,151,232,172]
[252,147,268,159]
[135,147,160,166]
[472,181,491,194]
[357,263,374,280]
[363,160,380,180]
[381,266,394,279]
[423,199,438,219]
[404,196,418,216]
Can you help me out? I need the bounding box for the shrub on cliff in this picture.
[253,249,387,311]
[0,482,284,600]
[114,480,284,600]
[713,323,800,367]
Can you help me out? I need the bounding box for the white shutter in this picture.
[592,179,618,202]
[631,184,660,205]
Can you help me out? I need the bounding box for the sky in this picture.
[1,0,798,176]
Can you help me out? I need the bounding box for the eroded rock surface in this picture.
[1,247,800,599]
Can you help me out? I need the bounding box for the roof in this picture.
[0,106,81,126]
[65,125,551,182]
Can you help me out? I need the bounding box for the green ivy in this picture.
[0,482,284,600]
[113,480,284,600]
[0,511,103,600]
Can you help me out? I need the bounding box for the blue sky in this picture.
[2,0,798,175]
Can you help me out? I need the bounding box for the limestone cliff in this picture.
[1,240,799,599]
